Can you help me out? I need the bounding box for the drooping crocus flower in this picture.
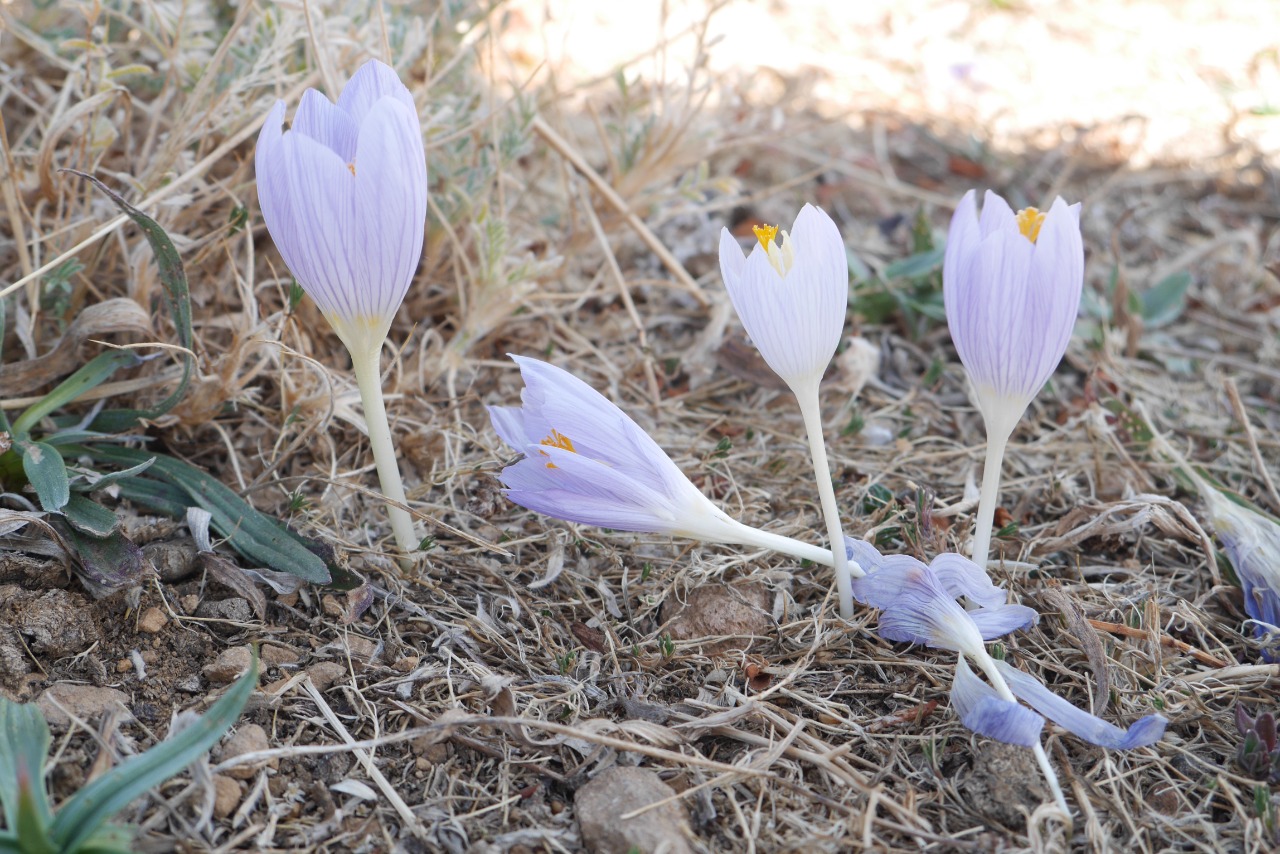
[1152,429,1280,660]
[719,205,859,618]
[848,538,1167,816]
[255,59,427,557]
[943,190,1084,565]
[489,355,844,566]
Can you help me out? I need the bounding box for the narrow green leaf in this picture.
[109,476,190,518]
[76,446,330,583]
[9,351,140,437]
[49,653,258,852]
[883,247,945,280]
[65,171,194,431]
[1141,271,1192,329]
[15,770,56,854]
[16,440,69,512]
[71,457,155,494]
[0,695,53,831]
[61,494,119,536]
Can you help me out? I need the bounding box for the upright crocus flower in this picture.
[719,205,860,618]
[489,355,839,565]
[944,190,1083,565]
[255,59,427,558]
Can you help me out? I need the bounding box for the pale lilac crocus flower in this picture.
[255,59,427,558]
[719,205,861,618]
[944,190,1083,565]
[846,539,1166,816]
[489,355,841,565]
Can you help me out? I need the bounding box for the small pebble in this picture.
[137,606,168,634]
[203,646,254,684]
[216,723,274,781]
[212,774,243,819]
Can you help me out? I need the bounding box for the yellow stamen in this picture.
[1016,207,1045,243]
[539,429,576,468]
[347,162,356,176]
[752,223,779,248]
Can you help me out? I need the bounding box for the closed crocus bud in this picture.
[254,59,427,559]
[718,204,848,389]
[255,59,427,357]
[944,190,1084,565]
[943,189,1083,435]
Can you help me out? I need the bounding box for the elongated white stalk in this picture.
[970,424,1012,567]
[717,518,855,570]
[792,381,857,619]
[349,346,420,559]
[970,649,1069,817]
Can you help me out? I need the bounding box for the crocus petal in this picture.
[993,659,1167,749]
[951,658,1044,747]
[487,405,526,450]
[844,537,887,573]
[351,98,427,321]
[942,190,979,307]
[929,552,1008,608]
[968,603,1038,640]
[851,558,987,657]
[718,204,847,387]
[292,88,359,162]
[337,58,416,126]
[977,189,1017,238]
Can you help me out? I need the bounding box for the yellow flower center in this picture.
[751,223,794,276]
[1016,207,1045,243]
[539,429,576,468]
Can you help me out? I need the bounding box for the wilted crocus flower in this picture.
[848,539,1167,816]
[719,205,859,618]
[943,190,1083,564]
[490,355,847,566]
[255,59,427,557]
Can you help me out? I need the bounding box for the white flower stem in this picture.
[970,649,1070,817]
[720,518,862,573]
[349,346,420,561]
[970,424,1012,567]
[793,382,857,619]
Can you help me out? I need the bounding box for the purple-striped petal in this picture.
[993,659,1167,749]
[337,58,416,126]
[350,98,427,320]
[292,88,359,162]
[968,603,1038,639]
[851,558,987,656]
[951,658,1044,747]
[929,552,1007,608]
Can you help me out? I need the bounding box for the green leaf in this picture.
[1140,271,1192,329]
[49,653,258,853]
[15,771,55,854]
[883,247,945,281]
[76,446,330,583]
[16,440,69,512]
[9,350,141,437]
[65,172,194,432]
[61,494,119,537]
[0,694,53,832]
[70,457,155,494]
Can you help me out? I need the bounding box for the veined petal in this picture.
[951,658,1044,747]
[844,536,888,574]
[993,659,1167,749]
[292,88,359,162]
[929,552,1007,608]
[977,190,1016,238]
[351,98,427,321]
[337,59,416,126]
[968,603,1038,639]
[961,229,1037,403]
[718,228,746,284]
[1021,197,1085,395]
[942,190,980,314]
[269,126,359,324]
[851,559,987,656]
[487,405,526,450]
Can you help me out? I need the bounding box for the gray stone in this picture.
[575,766,693,854]
[36,684,130,727]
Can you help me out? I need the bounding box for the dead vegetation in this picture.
[3,1,1280,851]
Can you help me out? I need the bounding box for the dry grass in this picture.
[3,1,1280,851]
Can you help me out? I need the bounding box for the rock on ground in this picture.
[574,766,694,854]
[963,741,1050,829]
[661,583,771,655]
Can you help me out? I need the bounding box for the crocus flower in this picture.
[719,205,859,618]
[489,355,834,564]
[943,190,1083,565]
[255,59,427,557]
[849,538,1167,816]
